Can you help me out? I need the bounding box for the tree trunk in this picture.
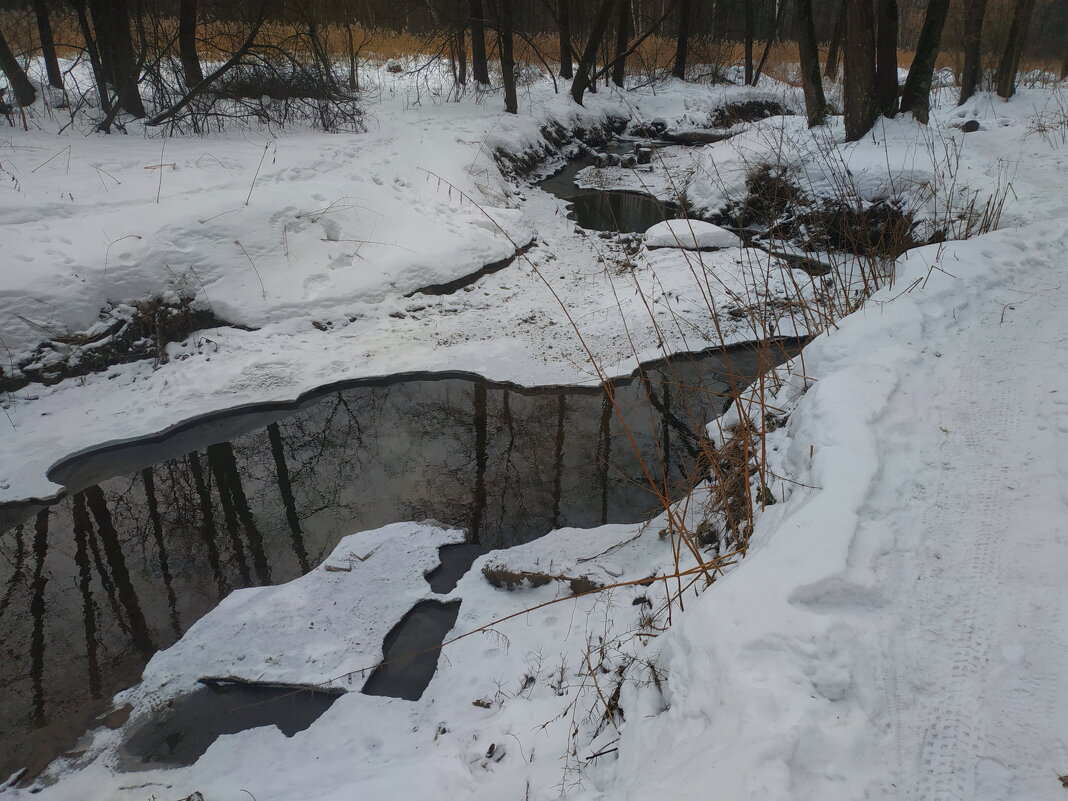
[347,23,359,90]
[796,0,827,126]
[497,1,517,113]
[178,0,203,88]
[875,0,898,116]
[470,0,490,84]
[959,0,989,103]
[570,0,616,105]
[824,0,845,80]
[0,28,36,106]
[844,0,878,141]
[69,0,113,124]
[994,0,1038,99]
[32,0,64,89]
[898,0,949,122]
[744,1,755,85]
[672,0,691,79]
[612,0,631,87]
[559,0,573,79]
[86,0,146,117]
[754,0,789,85]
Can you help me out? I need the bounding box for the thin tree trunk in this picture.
[33,0,64,89]
[672,0,691,79]
[844,0,878,141]
[347,24,359,90]
[559,0,573,79]
[824,0,845,80]
[796,0,828,126]
[498,0,517,113]
[753,0,789,85]
[470,0,490,84]
[898,0,950,122]
[570,0,616,105]
[69,0,113,121]
[178,0,203,87]
[994,0,1038,99]
[744,1,755,85]
[959,0,988,103]
[612,0,631,87]
[85,0,146,117]
[0,29,36,106]
[875,0,898,116]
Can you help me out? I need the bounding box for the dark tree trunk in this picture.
[0,29,36,106]
[875,0,898,116]
[672,0,691,79]
[753,0,789,85]
[612,0,631,87]
[959,0,989,103]
[570,0,616,105]
[347,24,359,90]
[470,0,490,84]
[796,0,827,126]
[32,0,64,89]
[744,1,755,85]
[825,0,845,80]
[497,0,517,113]
[898,0,949,122]
[559,0,573,79]
[455,27,467,85]
[994,0,1038,99]
[844,0,878,141]
[70,0,113,120]
[178,0,203,87]
[85,0,146,117]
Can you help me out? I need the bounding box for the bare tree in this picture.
[994,0,1038,99]
[495,1,517,112]
[570,0,616,105]
[85,0,146,117]
[959,0,989,104]
[796,0,827,126]
[844,0,878,141]
[559,0,573,79]
[672,0,692,79]
[875,0,898,116]
[470,0,490,84]
[0,27,36,107]
[32,0,64,90]
[898,0,949,122]
[612,0,632,87]
[825,0,846,80]
[178,0,204,87]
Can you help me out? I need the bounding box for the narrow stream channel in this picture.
[0,341,800,780]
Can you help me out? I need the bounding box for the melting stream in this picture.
[0,343,800,779]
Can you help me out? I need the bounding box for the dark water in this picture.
[538,142,677,233]
[565,191,675,233]
[121,679,342,768]
[360,600,463,701]
[425,543,487,595]
[0,340,800,781]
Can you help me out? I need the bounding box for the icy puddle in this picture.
[0,341,800,780]
[121,679,344,768]
[538,142,677,232]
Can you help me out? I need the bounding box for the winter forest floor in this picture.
[1,61,1067,800]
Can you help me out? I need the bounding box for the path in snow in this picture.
[847,231,1068,799]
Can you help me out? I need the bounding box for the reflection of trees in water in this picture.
[0,355,769,780]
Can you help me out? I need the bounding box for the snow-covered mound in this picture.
[644,219,740,250]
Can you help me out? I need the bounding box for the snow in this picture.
[3,61,1068,801]
[643,219,741,250]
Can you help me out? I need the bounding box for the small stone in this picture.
[961,120,981,133]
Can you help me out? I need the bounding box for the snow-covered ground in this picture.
[3,61,1067,800]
